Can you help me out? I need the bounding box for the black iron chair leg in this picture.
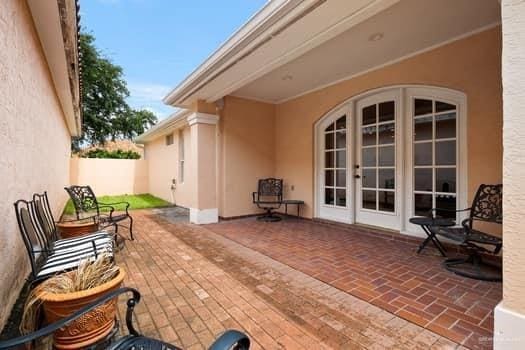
[443,251,502,282]
[128,216,134,241]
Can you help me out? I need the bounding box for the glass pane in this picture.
[414,99,432,116]
[414,116,433,141]
[378,169,395,189]
[379,101,395,122]
[436,195,456,219]
[378,146,395,166]
[325,170,334,186]
[362,105,376,125]
[325,188,334,205]
[436,168,456,193]
[326,122,334,132]
[378,123,395,144]
[414,142,432,166]
[336,170,346,187]
[362,147,376,167]
[325,132,334,150]
[362,126,376,146]
[435,101,455,113]
[414,168,432,192]
[378,191,395,212]
[362,190,376,210]
[435,140,456,165]
[414,193,433,216]
[362,169,376,188]
[336,150,346,168]
[336,115,346,130]
[325,151,334,168]
[336,131,346,149]
[436,112,456,139]
[336,189,346,207]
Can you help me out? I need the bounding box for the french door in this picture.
[355,91,402,230]
[315,86,466,235]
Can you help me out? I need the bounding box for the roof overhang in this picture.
[163,0,400,108]
[27,0,82,136]
[135,109,191,144]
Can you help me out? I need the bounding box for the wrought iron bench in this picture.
[0,288,250,350]
[14,193,114,283]
[252,178,283,222]
[65,185,134,240]
[429,184,503,281]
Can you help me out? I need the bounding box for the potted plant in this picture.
[21,256,125,349]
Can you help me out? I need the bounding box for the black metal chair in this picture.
[252,178,283,222]
[0,288,250,350]
[429,184,503,281]
[14,195,114,283]
[65,185,134,240]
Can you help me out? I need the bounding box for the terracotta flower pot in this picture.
[56,220,100,239]
[40,268,126,349]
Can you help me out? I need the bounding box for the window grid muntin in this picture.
[324,116,347,207]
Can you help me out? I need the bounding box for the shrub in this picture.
[82,148,141,159]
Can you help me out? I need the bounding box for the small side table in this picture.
[282,199,304,218]
[409,216,455,256]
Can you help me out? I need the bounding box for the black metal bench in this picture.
[430,184,503,281]
[252,178,283,222]
[0,288,250,350]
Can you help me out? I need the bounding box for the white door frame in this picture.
[314,85,467,235]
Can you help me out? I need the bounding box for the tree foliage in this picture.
[74,33,157,150]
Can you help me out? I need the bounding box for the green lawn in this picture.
[63,193,172,215]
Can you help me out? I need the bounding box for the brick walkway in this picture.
[206,217,502,349]
[117,210,469,349]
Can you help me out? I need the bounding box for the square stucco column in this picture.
[495,1,525,349]
[187,112,219,224]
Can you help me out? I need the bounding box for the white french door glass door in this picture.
[318,106,353,223]
[355,91,401,230]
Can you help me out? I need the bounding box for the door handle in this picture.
[354,174,361,179]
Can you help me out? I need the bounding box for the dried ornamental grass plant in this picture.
[20,255,118,337]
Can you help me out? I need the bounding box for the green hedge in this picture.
[82,148,141,159]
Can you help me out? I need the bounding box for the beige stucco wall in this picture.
[0,0,72,329]
[70,158,149,195]
[501,0,525,316]
[145,127,193,207]
[274,27,503,219]
[219,96,276,217]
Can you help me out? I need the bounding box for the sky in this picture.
[81,0,267,120]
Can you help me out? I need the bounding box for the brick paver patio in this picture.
[206,217,501,349]
[117,210,478,349]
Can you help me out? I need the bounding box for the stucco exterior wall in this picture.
[274,27,503,219]
[219,96,276,218]
[0,0,72,328]
[70,158,149,195]
[501,0,525,316]
[145,127,193,207]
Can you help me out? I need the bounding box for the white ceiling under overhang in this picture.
[232,0,501,103]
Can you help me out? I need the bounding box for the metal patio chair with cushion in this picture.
[252,178,283,222]
[65,185,134,240]
[0,287,251,350]
[14,197,114,283]
[429,184,503,281]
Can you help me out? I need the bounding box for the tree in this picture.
[73,33,157,150]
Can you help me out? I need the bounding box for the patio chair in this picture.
[429,184,503,281]
[0,287,251,350]
[252,178,283,222]
[14,196,114,283]
[65,185,134,240]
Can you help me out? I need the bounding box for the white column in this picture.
[187,112,219,224]
[494,1,525,349]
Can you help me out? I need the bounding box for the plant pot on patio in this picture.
[56,219,100,239]
[39,267,125,349]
